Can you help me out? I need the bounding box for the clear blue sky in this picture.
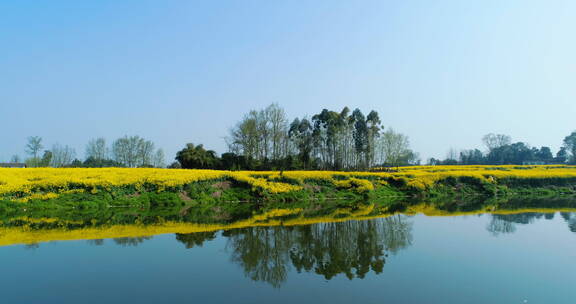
[2,0,575,163]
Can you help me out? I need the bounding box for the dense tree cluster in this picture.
[430,132,574,165]
[176,104,419,170]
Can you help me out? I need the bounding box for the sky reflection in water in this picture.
[2,209,576,304]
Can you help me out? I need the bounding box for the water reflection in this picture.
[176,231,217,249]
[4,196,576,248]
[172,215,413,287]
[560,212,576,233]
[4,201,576,304]
[487,212,570,236]
[113,236,153,247]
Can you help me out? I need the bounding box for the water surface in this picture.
[2,209,576,303]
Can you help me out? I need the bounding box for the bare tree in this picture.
[376,128,414,167]
[228,110,262,160]
[112,135,156,167]
[267,103,289,160]
[112,136,139,167]
[50,144,76,167]
[153,149,166,168]
[482,133,511,152]
[85,138,108,160]
[446,148,459,162]
[138,139,155,167]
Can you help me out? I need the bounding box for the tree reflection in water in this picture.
[560,212,576,233]
[112,236,153,247]
[176,232,217,249]
[486,212,576,236]
[176,215,413,287]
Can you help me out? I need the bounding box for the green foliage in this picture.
[81,157,124,168]
[176,143,220,169]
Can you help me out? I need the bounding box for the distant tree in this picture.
[40,150,53,167]
[535,146,553,163]
[352,109,368,169]
[112,135,155,167]
[226,105,384,170]
[459,149,484,165]
[50,144,76,167]
[112,136,138,167]
[10,155,20,163]
[366,110,382,168]
[288,118,314,169]
[563,131,576,164]
[85,138,108,160]
[377,128,411,167]
[220,152,245,170]
[555,147,568,163]
[486,142,533,165]
[227,111,261,160]
[176,143,220,169]
[398,150,420,166]
[82,157,123,168]
[138,140,155,167]
[168,161,182,169]
[312,109,341,169]
[267,103,289,160]
[440,158,458,165]
[482,133,511,152]
[153,149,165,168]
[70,159,83,167]
[446,148,459,163]
[25,136,43,166]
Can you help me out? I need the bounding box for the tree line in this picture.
[15,135,165,168]
[173,104,419,170]
[429,132,576,165]
[10,105,576,170]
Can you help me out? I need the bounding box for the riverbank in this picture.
[3,166,576,210]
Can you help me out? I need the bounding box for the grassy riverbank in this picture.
[2,166,576,212]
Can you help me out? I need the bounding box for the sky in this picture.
[1,0,576,163]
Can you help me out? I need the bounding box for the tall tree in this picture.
[289,118,314,169]
[153,149,166,168]
[482,133,511,152]
[51,144,76,167]
[352,109,368,169]
[366,110,382,168]
[228,111,260,160]
[266,103,289,160]
[535,146,553,163]
[138,139,155,167]
[556,147,568,163]
[112,135,155,167]
[563,131,576,164]
[377,128,415,167]
[25,136,43,160]
[40,150,53,167]
[459,149,484,165]
[85,138,108,160]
